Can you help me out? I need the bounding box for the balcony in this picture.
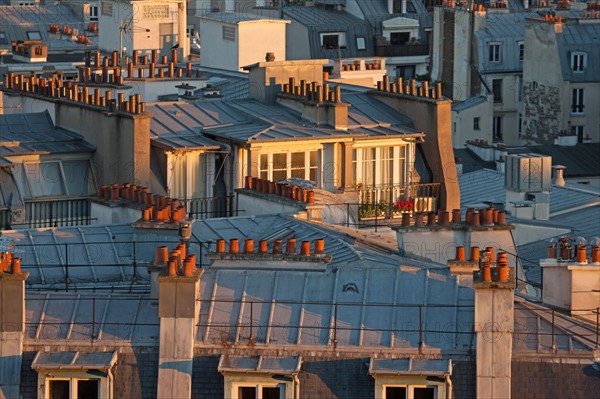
[375,44,429,57]
[357,183,441,220]
[182,194,239,219]
[25,197,92,228]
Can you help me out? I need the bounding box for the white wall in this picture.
[199,19,239,71]
[238,21,288,69]
[452,98,494,148]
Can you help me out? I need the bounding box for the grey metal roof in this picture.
[203,11,289,24]
[31,351,118,369]
[369,358,452,375]
[476,12,539,74]
[0,5,98,50]
[557,22,600,83]
[218,355,302,374]
[354,0,432,34]
[284,6,375,59]
[0,111,95,156]
[507,144,600,178]
[3,224,143,288]
[459,168,599,213]
[518,205,600,284]
[24,292,159,344]
[197,265,474,350]
[151,96,421,144]
[146,102,232,150]
[452,96,488,112]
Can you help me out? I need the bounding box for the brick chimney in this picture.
[473,251,515,398]
[0,251,29,398]
[157,249,202,398]
[541,237,600,323]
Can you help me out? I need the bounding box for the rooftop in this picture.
[0,111,95,157]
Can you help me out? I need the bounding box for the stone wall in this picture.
[522,82,561,145]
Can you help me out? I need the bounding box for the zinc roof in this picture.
[0,5,97,50]
[557,22,600,82]
[0,111,95,156]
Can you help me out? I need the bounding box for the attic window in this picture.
[571,52,587,73]
[27,31,42,40]
[0,32,8,45]
[488,43,501,63]
[320,32,346,49]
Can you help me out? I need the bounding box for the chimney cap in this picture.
[552,165,567,170]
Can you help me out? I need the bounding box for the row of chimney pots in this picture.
[453,245,510,283]
[245,176,315,204]
[155,244,196,277]
[98,183,187,223]
[399,207,507,227]
[213,238,326,257]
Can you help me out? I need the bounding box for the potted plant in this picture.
[391,199,414,217]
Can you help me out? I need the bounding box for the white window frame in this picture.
[89,4,99,21]
[320,32,347,49]
[352,144,411,188]
[382,384,438,399]
[223,374,295,399]
[37,370,113,399]
[571,52,587,72]
[257,150,319,183]
[489,42,501,63]
[518,41,524,62]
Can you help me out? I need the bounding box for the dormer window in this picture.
[571,52,587,72]
[320,32,346,49]
[518,41,524,62]
[489,43,501,63]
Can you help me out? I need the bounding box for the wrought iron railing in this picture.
[25,198,92,228]
[375,44,429,57]
[358,183,440,206]
[182,194,238,219]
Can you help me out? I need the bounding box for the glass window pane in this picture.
[171,155,187,199]
[26,163,65,197]
[291,152,305,168]
[413,387,435,399]
[385,386,407,399]
[77,379,99,399]
[309,151,317,167]
[273,153,288,182]
[239,386,256,399]
[188,153,206,198]
[63,160,95,196]
[291,152,305,179]
[259,154,269,179]
[362,148,376,186]
[262,387,280,399]
[49,380,69,399]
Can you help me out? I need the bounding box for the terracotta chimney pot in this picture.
[414,213,424,227]
[452,209,462,224]
[167,257,177,276]
[11,257,21,274]
[591,245,600,263]
[229,239,239,254]
[259,240,268,254]
[301,241,311,255]
[244,239,255,254]
[402,213,411,227]
[272,239,283,254]
[183,255,195,276]
[470,247,480,262]
[156,246,169,264]
[576,246,587,263]
[547,245,557,259]
[286,238,297,254]
[216,239,226,254]
[485,247,495,262]
[315,239,325,255]
[455,246,465,261]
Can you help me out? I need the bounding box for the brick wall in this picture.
[512,360,600,398]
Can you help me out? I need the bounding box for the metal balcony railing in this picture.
[375,44,429,57]
[25,198,92,228]
[357,183,441,219]
[182,194,238,219]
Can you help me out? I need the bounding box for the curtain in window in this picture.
[188,152,206,199]
[362,148,376,186]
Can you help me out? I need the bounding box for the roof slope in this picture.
[0,5,97,50]
[0,111,95,156]
[557,22,600,83]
